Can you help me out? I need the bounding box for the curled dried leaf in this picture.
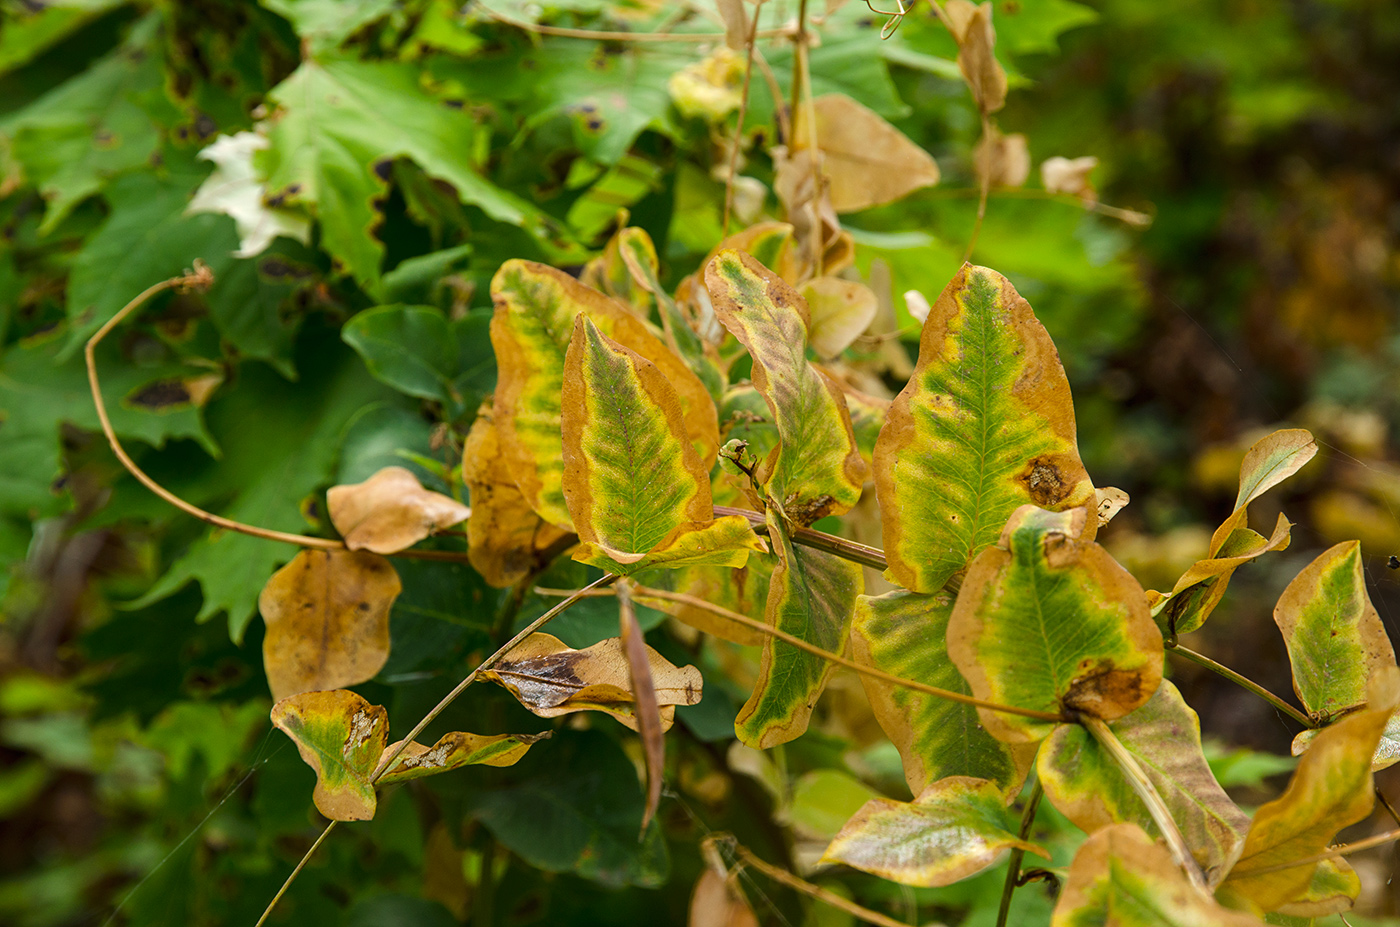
[974,128,1030,188]
[946,0,1007,114]
[1041,155,1100,203]
[327,465,470,554]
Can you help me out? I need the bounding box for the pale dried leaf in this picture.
[949,1,1007,114]
[260,550,401,701]
[1041,155,1099,202]
[975,128,1029,188]
[620,589,665,831]
[714,0,748,51]
[904,289,932,325]
[802,276,878,359]
[688,868,759,927]
[328,465,470,554]
[1095,486,1130,527]
[803,94,940,213]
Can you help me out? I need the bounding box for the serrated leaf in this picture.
[270,689,386,821]
[491,260,719,529]
[822,776,1047,887]
[1051,823,1266,927]
[462,402,571,588]
[260,58,561,293]
[481,632,702,732]
[874,264,1096,593]
[561,316,761,574]
[377,730,546,785]
[851,589,1031,796]
[1037,681,1250,888]
[259,549,401,701]
[1272,540,1395,720]
[705,249,867,526]
[734,510,864,748]
[327,466,470,555]
[1221,667,1400,912]
[947,505,1163,743]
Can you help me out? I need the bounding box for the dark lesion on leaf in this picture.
[493,652,588,709]
[1021,458,1068,506]
[126,379,192,410]
[784,493,835,528]
[1062,657,1154,719]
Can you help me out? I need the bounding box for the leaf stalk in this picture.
[1167,643,1314,728]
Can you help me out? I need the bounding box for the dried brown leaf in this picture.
[688,868,759,927]
[1041,155,1099,203]
[327,465,470,554]
[948,0,1007,114]
[619,587,665,831]
[802,94,940,214]
[975,128,1030,188]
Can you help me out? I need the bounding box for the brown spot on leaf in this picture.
[127,379,192,409]
[1022,459,1068,505]
[1062,658,1155,720]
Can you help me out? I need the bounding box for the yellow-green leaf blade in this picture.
[378,731,548,785]
[1052,823,1267,927]
[947,506,1163,743]
[1273,859,1360,918]
[270,689,387,821]
[1234,429,1318,512]
[851,590,1031,796]
[1222,667,1400,911]
[1273,540,1395,719]
[734,510,863,748]
[574,515,764,574]
[821,777,1047,888]
[1156,514,1292,636]
[704,249,866,526]
[874,264,1096,593]
[1038,681,1250,888]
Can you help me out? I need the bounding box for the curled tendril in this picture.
[862,0,910,39]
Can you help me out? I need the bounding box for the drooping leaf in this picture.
[821,776,1048,887]
[947,0,1008,114]
[799,93,940,214]
[688,867,759,927]
[491,259,718,529]
[259,549,401,701]
[801,276,879,360]
[327,466,470,555]
[461,402,572,589]
[874,264,1096,593]
[270,689,387,821]
[377,730,546,785]
[734,510,864,748]
[1153,514,1293,636]
[851,589,1031,796]
[705,249,867,526]
[481,632,702,732]
[1220,667,1400,912]
[947,506,1163,743]
[1051,823,1266,927]
[259,58,562,293]
[618,589,664,831]
[1272,540,1395,720]
[1037,681,1250,888]
[560,316,761,574]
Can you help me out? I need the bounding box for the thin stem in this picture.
[963,112,992,263]
[713,505,887,570]
[370,573,619,781]
[535,583,1064,722]
[733,843,912,927]
[996,779,1043,927]
[1231,826,1400,877]
[922,183,1153,227]
[791,0,824,280]
[1378,788,1400,829]
[722,0,764,237]
[253,821,338,927]
[1081,716,1208,893]
[1168,644,1314,728]
[474,1,788,42]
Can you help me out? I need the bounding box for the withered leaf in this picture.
[946,0,1007,114]
[619,587,665,832]
[801,275,878,360]
[260,549,401,702]
[974,127,1030,188]
[327,465,470,554]
[1041,155,1099,202]
[799,94,940,214]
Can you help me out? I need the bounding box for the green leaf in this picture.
[1052,823,1267,927]
[270,689,387,821]
[1037,681,1250,888]
[1272,540,1395,720]
[259,58,563,293]
[993,0,1099,57]
[734,509,863,748]
[561,316,760,574]
[821,776,1048,888]
[260,0,398,52]
[705,249,867,526]
[851,589,1031,796]
[0,14,162,234]
[342,304,459,406]
[466,729,670,887]
[874,264,1097,593]
[490,259,718,529]
[0,0,127,78]
[787,769,881,841]
[1221,668,1400,912]
[947,505,1163,743]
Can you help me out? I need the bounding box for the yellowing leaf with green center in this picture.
[491,259,719,528]
[462,403,572,588]
[1220,667,1400,912]
[1037,681,1250,888]
[271,690,386,821]
[821,776,1048,887]
[851,589,1032,796]
[1272,859,1361,918]
[1152,429,1316,635]
[947,506,1163,743]
[705,250,866,526]
[1051,823,1267,927]
[1272,541,1395,721]
[481,632,702,732]
[580,226,655,318]
[259,549,401,702]
[874,264,1096,594]
[378,731,548,785]
[734,510,864,748]
[327,465,470,554]
[1292,711,1400,771]
[561,317,762,574]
